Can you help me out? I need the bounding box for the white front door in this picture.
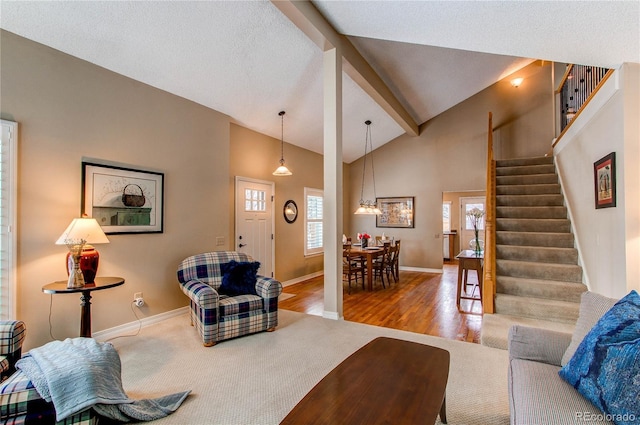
[235,177,274,278]
[460,196,486,252]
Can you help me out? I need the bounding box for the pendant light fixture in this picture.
[273,110,292,176]
[354,120,381,215]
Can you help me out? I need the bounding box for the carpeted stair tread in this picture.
[496,156,554,167]
[494,294,580,323]
[496,231,575,248]
[496,164,556,176]
[497,259,582,282]
[496,173,558,186]
[481,313,576,350]
[496,183,561,195]
[483,154,585,351]
[496,194,564,206]
[496,276,586,302]
[496,206,567,219]
[496,218,571,233]
[496,245,578,264]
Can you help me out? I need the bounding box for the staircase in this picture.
[481,156,586,350]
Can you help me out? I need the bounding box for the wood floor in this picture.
[279,262,484,344]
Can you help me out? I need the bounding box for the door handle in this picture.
[239,243,247,248]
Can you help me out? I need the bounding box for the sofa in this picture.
[508,291,638,425]
[177,251,282,346]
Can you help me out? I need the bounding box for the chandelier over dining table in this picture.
[354,120,381,215]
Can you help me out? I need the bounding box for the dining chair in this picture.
[391,240,401,281]
[343,245,365,294]
[384,243,399,283]
[372,244,390,289]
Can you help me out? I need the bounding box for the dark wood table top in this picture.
[42,276,124,294]
[280,337,450,425]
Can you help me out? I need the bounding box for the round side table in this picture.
[42,276,125,337]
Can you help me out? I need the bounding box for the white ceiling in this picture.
[1,1,638,163]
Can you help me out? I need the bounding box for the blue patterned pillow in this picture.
[219,260,260,296]
[559,290,640,424]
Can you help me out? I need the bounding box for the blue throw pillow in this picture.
[219,260,260,296]
[559,290,640,424]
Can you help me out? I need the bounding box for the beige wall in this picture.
[349,61,554,270]
[229,124,335,283]
[555,63,640,298]
[1,31,231,350]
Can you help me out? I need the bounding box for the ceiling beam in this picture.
[271,0,419,137]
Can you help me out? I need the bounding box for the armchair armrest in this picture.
[0,321,25,357]
[508,325,572,367]
[179,279,219,309]
[255,276,282,300]
[0,320,26,377]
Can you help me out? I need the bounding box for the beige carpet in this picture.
[109,310,510,425]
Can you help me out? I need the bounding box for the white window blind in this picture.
[0,120,17,320]
[304,187,323,256]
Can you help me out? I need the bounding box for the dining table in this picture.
[350,245,384,291]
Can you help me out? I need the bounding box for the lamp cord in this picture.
[104,301,142,341]
[279,110,285,164]
[368,123,377,202]
[359,123,368,203]
[46,294,142,342]
[359,120,376,204]
[48,294,57,341]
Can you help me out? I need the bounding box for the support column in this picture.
[322,46,343,320]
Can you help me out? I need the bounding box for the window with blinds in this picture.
[304,187,323,256]
[0,120,17,320]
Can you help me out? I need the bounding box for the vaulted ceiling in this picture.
[1,1,638,162]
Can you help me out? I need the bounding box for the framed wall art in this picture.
[376,196,414,228]
[82,162,164,234]
[593,152,616,209]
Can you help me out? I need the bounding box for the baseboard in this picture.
[322,311,343,320]
[281,270,324,287]
[93,306,189,342]
[400,266,443,274]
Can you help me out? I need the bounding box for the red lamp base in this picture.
[66,245,100,284]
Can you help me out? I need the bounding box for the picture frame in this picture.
[593,152,616,209]
[82,162,164,234]
[376,196,414,228]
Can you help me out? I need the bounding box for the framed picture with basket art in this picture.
[593,152,616,209]
[82,162,164,234]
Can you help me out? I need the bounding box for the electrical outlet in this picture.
[133,291,145,307]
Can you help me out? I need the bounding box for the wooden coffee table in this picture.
[280,337,450,424]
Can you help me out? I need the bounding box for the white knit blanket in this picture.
[16,338,190,422]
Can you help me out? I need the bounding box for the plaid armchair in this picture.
[0,321,25,381]
[177,251,282,346]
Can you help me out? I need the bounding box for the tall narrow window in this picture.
[0,120,17,320]
[304,187,323,256]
